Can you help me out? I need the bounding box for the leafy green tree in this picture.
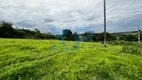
[0,21,56,39]
[73,32,80,41]
[0,22,14,38]
[82,32,89,37]
[95,33,104,41]
[63,29,73,41]
[107,33,117,41]
[125,34,137,41]
[34,29,42,39]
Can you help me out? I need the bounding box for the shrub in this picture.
[122,45,142,55]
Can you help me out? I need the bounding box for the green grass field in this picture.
[0,38,142,80]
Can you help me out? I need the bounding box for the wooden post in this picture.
[104,0,107,47]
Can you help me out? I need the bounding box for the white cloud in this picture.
[0,0,142,34]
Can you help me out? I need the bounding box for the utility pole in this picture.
[104,0,107,47]
[138,26,141,44]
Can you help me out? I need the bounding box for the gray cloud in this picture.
[0,0,142,34]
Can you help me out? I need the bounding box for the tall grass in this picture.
[0,38,142,80]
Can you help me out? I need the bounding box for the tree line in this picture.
[62,29,141,42]
[0,21,141,42]
[0,21,55,39]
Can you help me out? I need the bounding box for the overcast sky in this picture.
[0,0,142,34]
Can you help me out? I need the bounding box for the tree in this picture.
[34,29,41,39]
[125,34,137,41]
[0,21,56,39]
[82,32,89,37]
[73,32,80,41]
[0,22,14,38]
[95,33,104,41]
[92,34,97,41]
[63,29,73,41]
[107,33,117,41]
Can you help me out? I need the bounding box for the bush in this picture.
[122,45,142,55]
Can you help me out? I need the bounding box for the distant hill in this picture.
[112,31,138,35]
